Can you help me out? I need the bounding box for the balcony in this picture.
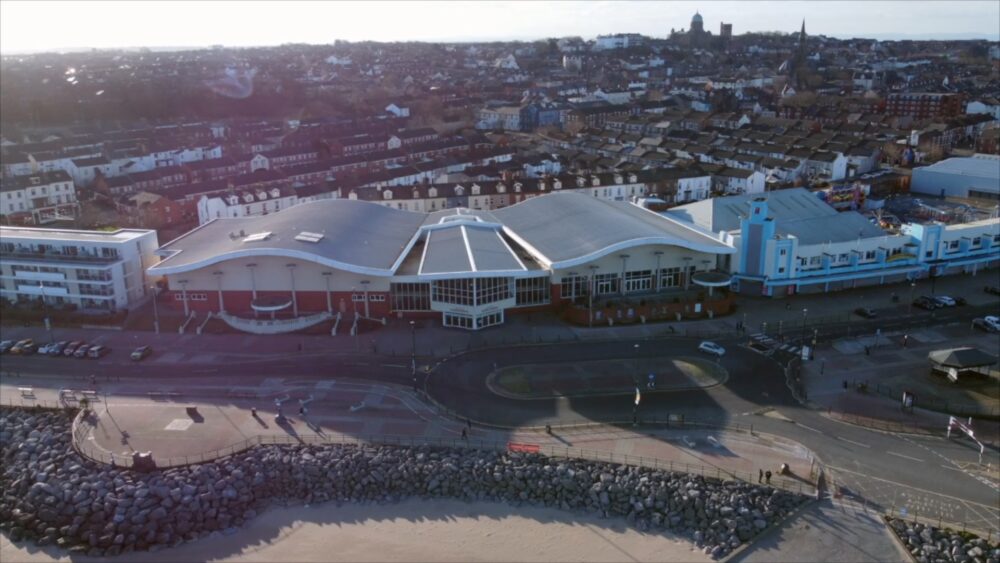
[2,249,119,264]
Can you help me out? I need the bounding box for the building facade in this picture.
[0,227,160,311]
[911,156,1000,200]
[668,189,1000,296]
[0,170,80,225]
[148,193,735,332]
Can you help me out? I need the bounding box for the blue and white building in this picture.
[668,188,1000,296]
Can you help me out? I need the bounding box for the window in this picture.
[476,311,503,329]
[443,312,473,329]
[369,294,386,302]
[515,277,550,306]
[624,270,652,293]
[391,282,431,311]
[779,248,787,256]
[837,253,849,263]
[659,267,681,289]
[560,275,588,300]
[594,273,619,295]
[351,294,366,302]
[948,240,960,250]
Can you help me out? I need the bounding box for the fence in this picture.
[883,505,998,545]
[858,378,1000,419]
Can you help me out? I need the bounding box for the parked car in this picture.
[63,341,84,357]
[985,285,1000,296]
[954,297,967,306]
[11,339,35,354]
[698,341,726,357]
[854,307,878,319]
[38,342,56,354]
[73,345,92,358]
[912,296,937,310]
[0,340,13,354]
[972,317,1000,333]
[47,341,69,356]
[87,345,111,359]
[130,345,152,361]
[932,295,957,307]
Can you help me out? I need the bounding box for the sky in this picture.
[1,1,998,54]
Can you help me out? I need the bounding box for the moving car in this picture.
[972,317,1000,333]
[698,341,726,357]
[63,341,84,357]
[73,345,92,358]
[853,307,878,319]
[912,296,937,310]
[985,285,1000,296]
[0,340,13,354]
[130,345,152,361]
[11,339,35,354]
[87,345,111,359]
[932,296,956,307]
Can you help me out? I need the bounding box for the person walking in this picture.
[765,470,772,484]
[466,418,472,430]
[759,469,763,483]
[461,428,468,440]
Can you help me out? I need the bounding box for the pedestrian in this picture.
[864,345,870,356]
[466,418,472,430]
[785,302,790,311]
[758,469,763,483]
[251,407,257,418]
[298,406,304,416]
[903,334,908,348]
[461,428,468,440]
[765,470,772,484]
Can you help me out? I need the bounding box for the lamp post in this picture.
[38,282,54,344]
[178,279,189,317]
[150,284,160,334]
[908,280,916,316]
[801,308,808,346]
[633,343,640,386]
[683,257,693,291]
[619,254,630,295]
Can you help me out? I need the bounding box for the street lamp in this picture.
[801,308,808,346]
[633,343,640,386]
[38,282,54,344]
[588,265,599,328]
[908,280,916,316]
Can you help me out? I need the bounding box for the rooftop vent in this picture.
[294,231,324,243]
[242,231,272,243]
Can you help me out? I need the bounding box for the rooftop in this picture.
[0,226,154,244]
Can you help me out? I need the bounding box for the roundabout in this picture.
[488,356,729,400]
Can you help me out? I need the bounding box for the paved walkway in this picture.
[801,323,1000,443]
[731,498,910,563]
[3,380,816,496]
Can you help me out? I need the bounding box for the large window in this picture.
[432,278,475,306]
[477,277,511,305]
[560,275,588,299]
[391,282,430,311]
[594,273,619,295]
[477,311,503,329]
[659,267,682,289]
[443,312,473,329]
[624,270,653,293]
[515,277,550,306]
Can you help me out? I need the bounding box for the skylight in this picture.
[242,231,272,243]
[294,231,325,243]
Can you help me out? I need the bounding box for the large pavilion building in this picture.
[147,192,736,332]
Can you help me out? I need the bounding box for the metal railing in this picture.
[68,421,811,496]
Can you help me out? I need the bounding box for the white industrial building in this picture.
[911,155,1000,200]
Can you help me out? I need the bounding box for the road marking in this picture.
[380,364,406,368]
[827,465,998,509]
[940,465,964,472]
[887,451,923,462]
[837,436,871,448]
[797,423,822,434]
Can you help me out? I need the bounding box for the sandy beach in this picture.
[1,498,710,563]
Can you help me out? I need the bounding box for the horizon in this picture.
[2,0,999,55]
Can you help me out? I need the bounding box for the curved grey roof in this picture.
[492,192,733,269]
[149,192,733,277]
[150,199,426,276]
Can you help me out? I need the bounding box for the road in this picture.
[1,307,998,535]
